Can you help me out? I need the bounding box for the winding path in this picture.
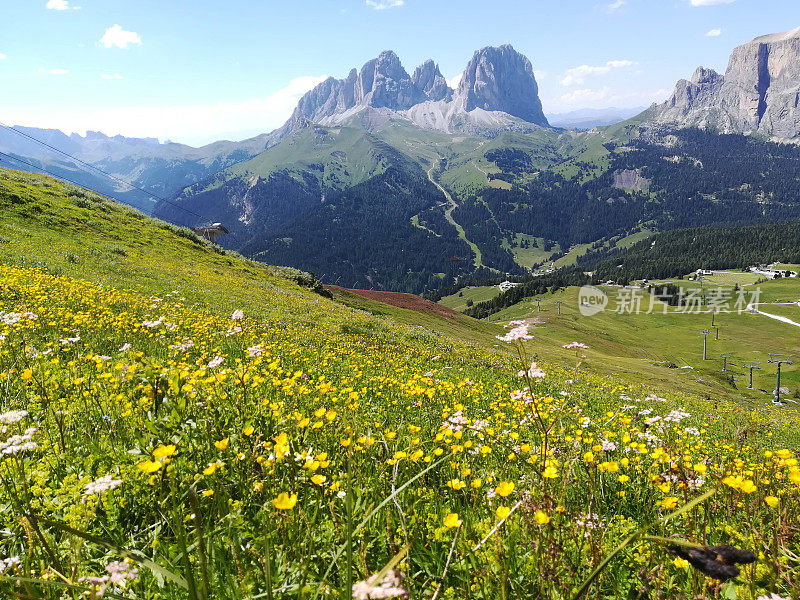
[427,164,483,269]
[747,304,800,329]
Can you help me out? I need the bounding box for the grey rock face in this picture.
[411,59,453,102]
[285,45,549,136]
[455,44,548,126]
[652,27,800,138]
[357,50,428,109]
[290,50,427,125]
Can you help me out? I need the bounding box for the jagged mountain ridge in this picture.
[649,26,800,138]
[285,44,549,136]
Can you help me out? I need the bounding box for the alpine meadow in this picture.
[1,3,800,600]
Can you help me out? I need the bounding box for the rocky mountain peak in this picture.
[455,44,548,126]
[411,59,453,102]
[650,27,800,138]
[356,50,427,109]
[691,66,722,85]
[283,44,549,137]
[751,26,800,43]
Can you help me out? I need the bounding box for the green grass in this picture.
[614,228,653,249]
[552,243,594,269]
[505,233,555,269]
[438,285,503,312]
[193,126,398,196]
[0,169,334,323]
[491,284,800,418]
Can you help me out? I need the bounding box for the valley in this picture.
[426,162,483,269]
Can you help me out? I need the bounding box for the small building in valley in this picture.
[749,263,798,279]
[498,281,520,292]
[193,223,229,244]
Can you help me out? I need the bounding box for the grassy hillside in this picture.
[0,169,329,319]
[1,168,799,600]
[488,284,800,411]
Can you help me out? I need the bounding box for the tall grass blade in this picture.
[571,487,716,600]
[34,516,188,590]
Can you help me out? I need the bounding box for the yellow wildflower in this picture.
[661,497,679,510]
[444,513,462,528]
[495,481,514,497]
[272,493,298,510]
[138,460,162,474]
[673,557,689,569]
[153,444,176,459]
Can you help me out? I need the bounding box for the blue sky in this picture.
[1,0,797,145]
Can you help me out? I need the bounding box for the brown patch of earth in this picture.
[325,285,461,319]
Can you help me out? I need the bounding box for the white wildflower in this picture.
[351,568,409,599]
[0,556,21,572]
[0,410,27,424]
[601,440,617,452]
[1,312,23,326]
[518,362,546,379]
[563,342,589,350]
[496,323,533,343]
[207,356,225,369]
[84,474,123,497]
[0,427,37,455]
[664,409,691,423]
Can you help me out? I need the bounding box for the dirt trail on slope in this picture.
[426,164,483,268]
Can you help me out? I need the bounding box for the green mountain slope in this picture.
[154,126,487,293]
[155,116,800,296]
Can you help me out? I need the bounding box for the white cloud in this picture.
[446,73,463,90]
[705,28,722,36]
[366,0,404,9]
[38,67,69,75]
[3,75,328,147]
[102,73,123,80]
[46,0,80,9]
[541,85,670,112]
[561,60,636,86]
[0,54,6,61]
[100,25,142,49]
[559,87,613,105]
[534,70,548,81]
[605,0,626,12]
[689,0,735,5]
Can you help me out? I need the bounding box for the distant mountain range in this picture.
[4,29,800,293]
[546,107,646,130]
[0,126,276,213]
